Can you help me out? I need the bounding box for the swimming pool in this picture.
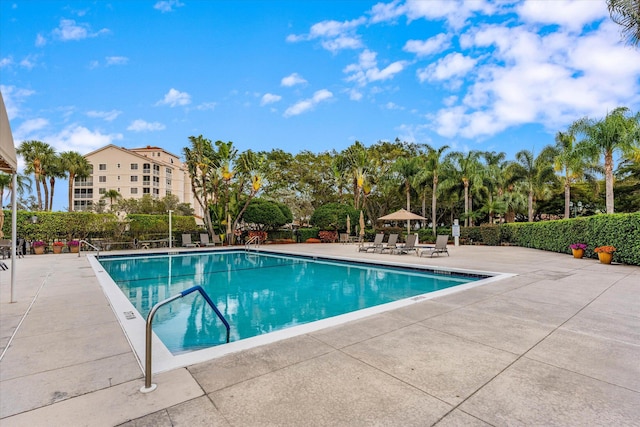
[98,250,485,354]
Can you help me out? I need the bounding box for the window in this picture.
[131,163,138,170]
[166,167,172,175]
[74,177,93,187]
[73,200,93,211]
[153,188,160,196]
[142,175,150,183]
[99,188,106,194]
[143,163,150,173]
[166,190,172,196]
[131,188,138,194]
[99,164,106,171]
[166,179,172,186]
[130,176,138,182]
[74,188,93,199]
[117,163,121,168]
[98,176,106,183]
[143,187,150,194]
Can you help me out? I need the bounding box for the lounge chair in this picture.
[393,234,418,255]
[379,233,399,253]
[200,233,222,247]
[182,234,197,248]
[418,234,450,257]
[339,233,350,244]
[358,233,384,252]
[212,234,223,245]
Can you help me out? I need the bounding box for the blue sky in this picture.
[2,0,640,210]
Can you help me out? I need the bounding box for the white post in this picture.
[10,173,17,303]
[168,210,173,248]
[453,219,460,247]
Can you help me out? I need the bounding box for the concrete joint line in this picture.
[0,273,52,362]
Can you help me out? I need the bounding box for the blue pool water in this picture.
[99,250,480,354]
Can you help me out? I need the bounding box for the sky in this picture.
[2,0,640,211]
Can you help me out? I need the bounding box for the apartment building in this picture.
[73,144,199,215]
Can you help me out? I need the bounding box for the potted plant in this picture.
[52,241,65,254]
[569,243,587,259]
[594,245,616,264]
[68,240,80,253]
[32,240,46,255]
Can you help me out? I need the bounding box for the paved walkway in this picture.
[1,244,638,426]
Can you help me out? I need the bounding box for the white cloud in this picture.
[106,56,129,66]
[53,19,109,41]
[517,0,607,33]
[35,34,46,47]
[0,85,36,119]
[283,89,333,117]
[432,19,640,139]
[0,57,12,68]
[417,52,477,82]
[261,93,282,106]
[86,110,122,121]
[154,0,184,13]
[19,55,38,70]
[127,119,166,132]
[195,102,217,111]
[281,73,307,87]
[156,88,191,107]
[384,102,403,110]
[344,49,408,86]
[287,17,366,53]
[368,0,405,24]
[15,118,49,138]
[403,0,499,29]
[403,33,450,57]
[48,126,123,153]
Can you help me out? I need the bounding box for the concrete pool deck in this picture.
[1,244,638,426]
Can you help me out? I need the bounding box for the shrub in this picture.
[318,230,338,243]
[297,228,319,242]
[310,203,358,231]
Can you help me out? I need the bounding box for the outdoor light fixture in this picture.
[31,215,37,224]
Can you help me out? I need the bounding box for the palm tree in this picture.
[184,135,216,236]
[572,107,639,213]
[481,151,508,224]
[418,144,449,235]
[607,0,640,46]
[102,189,122,211]
[17,140,55,211]
[443,151,482,227]
[391,156,421,213]
[45,153,66,211]
[59,151,92,212]
[510,149,557,222]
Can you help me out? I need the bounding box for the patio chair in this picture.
[418,234,450,257]
[200,233,221,247]
[212,234,223,245]
[182,234,197,248]
[358,233,384,252]
[379,233,399,253]
[393,234,418,255]
[339,233,350,244]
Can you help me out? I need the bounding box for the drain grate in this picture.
[123,311,136,320]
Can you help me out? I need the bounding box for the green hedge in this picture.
[297,228,319,242]
[461,213,640,265]
[1,210,197,243]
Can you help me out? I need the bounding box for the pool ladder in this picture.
[245,235,261,250]
[140,285,230,393]
[78,240,100,259]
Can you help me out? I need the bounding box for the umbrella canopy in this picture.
[0,91,17,173]
[226,213,232,243]
[359,211,365,236]
[378,209,426,221]
[346,215,351,235]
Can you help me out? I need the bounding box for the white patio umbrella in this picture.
[346,215,351,235]
[378,208,426,236]
[227,213,232,244]
[0,90,18,302]
[359,210,365,237]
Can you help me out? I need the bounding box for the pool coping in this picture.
[89,248,515,374]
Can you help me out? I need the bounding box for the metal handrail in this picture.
[78,240,100,259]
[245,235,261,249]
[140,285,230,393]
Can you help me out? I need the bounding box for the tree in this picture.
[510,149,557,221]
[184,135,216,235]
[44,153,66,212]
[607,0,640,46]
[242,198,292,230]
[17,140,55,211]
[572,107,640,213]
[0,172,31,208]
[423,145,449,234]
[102,189,122,211]
[60,151,91,212]
[310,203,357,231]
[442,151,482,227]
